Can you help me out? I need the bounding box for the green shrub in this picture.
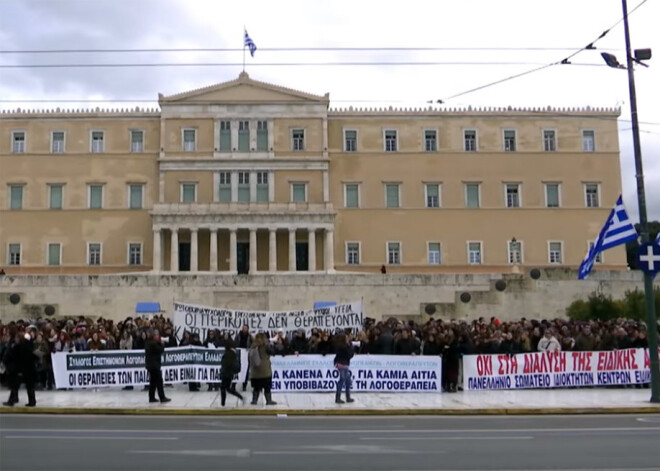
[567,287,660,321]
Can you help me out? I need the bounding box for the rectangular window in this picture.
[88,184,103,209]
[181,183,196,203]
[8,243,21,266]
[505,183,521,208]
[384,130,397,152]
[9,185,23,210]
[508,240,522,264]
[543,130,556,152]
[88,243,101,266]
[425,184,440,208]
[256,172,269,202]
[464,130,477,152]
[257,120,268,151]
[52,131,65,153]
[219,121,231,152]
[292,129,305,151]
[465,183,480,208]
[345,184,359,208]
[545,183,560,208]
[238,120,249,152]
[588,241,603,263]
[385,183,400,208]
[91,131,104,153]
[292,183,307,202]
[128,243,142,266]
[183,129,196,152]
[468,242,482,265]
[549,242,563,264]
[12,131,25,153]
[424,130,437,152]
[387,242,401,265]
[129,184,143,209]
[47,243,61,266]
[504,130,516,151]
[49,184,63,209]
[237,172,250,202]
[346,242,360,265]
[582,130,595,152]
[344,130,357,152]
[428,242,441,264]
[130,130,144,153]
[218,172,231,202]
[585,183,600,208]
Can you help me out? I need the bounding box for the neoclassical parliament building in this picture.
[0,73,626,276]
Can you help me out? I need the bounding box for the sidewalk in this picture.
[2,386,660,415]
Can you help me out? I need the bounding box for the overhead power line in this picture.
[0,61,609,69]
[0,46,625,54]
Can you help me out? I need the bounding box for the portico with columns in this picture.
[151,206,335,274]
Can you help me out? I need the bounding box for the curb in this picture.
[2,406,660,416]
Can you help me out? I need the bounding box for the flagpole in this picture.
[242,27,246,73]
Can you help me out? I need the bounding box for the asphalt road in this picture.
[1,414,660,471]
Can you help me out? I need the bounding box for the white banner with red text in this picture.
[270,355,442,393]
[52,346,248,389]
[462,348,659,391]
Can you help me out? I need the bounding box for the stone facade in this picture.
[1,271,657,323]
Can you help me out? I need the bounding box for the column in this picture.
[269,229,277,272]
[288,228,297,272]
[268,171,275,202]
[152,229,162,272]
[170,228,179,272]
[249,229,257,274]
[229,229,237,273]
[322,170,329,203]
[324,229,335,273]
[209,229,218,272]
[159,171,165,203]
[308,229,316,271]
[190,228,198,272]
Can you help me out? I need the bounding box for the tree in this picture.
[626,220,660,269]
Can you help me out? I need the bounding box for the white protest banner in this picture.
[173,300,363,340]
[52,346,248,389]
[270,355,442,393]
[462,348,659,391]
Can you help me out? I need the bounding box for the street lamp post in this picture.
[616,0,660,402]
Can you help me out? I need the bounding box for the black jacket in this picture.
[395,337,420,355]
[374,332,395,354]
[221,348,240,379]
[333,344,354,366]
[5,338,36,378]
[145,339,164,370]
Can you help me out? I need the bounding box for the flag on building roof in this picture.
[244,29,257,57]
[578,194,638,280]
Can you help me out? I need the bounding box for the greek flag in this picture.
[244,30,257,57]
[578,194,638,280]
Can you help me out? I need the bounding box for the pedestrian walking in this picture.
[145,329,170,404]
[249,333,277,406]
[334,333,355,404]
[220,339,244,406]
[3,331,37,407]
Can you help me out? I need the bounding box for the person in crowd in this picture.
[575,325,597,351]
[290,329,309,355]
[373,327,395,354]
[3,331,37,407]
[219,338,244,406]
[144,329,170,404]
[162,327,178,348]
[188,333,203,392]
[269,329,289,356]
[234,325,253,392]
[249,333,277,406]
[538,328,561,352]
[314,331,334,355]
[119,330,133,350]
[395,329,421,355]
[333,333,355,404]
[32,333,50,390]
[204,330,221,391]
[88,332,103,351]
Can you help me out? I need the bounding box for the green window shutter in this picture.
[182,184,195,203]
[466,184,479,208]
[50,185,63,209]
[130,185,142,209]
[345,185,358,207]
[10,186,23,209]
[293,184,306,202]
[48,244,61,265]
[89,185,103,209]
[546,184,559,207]
[386,184,399,208]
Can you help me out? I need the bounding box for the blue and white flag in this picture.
[244,30,257,57]
[578,194,638,279]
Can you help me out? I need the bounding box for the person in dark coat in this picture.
[290,329,309,355]
[373,328,395,354]
[333,334,355,404]
[394,329,420,355]
[219,339,244,406]
[188,333,203,391]
[145,329,170,404]
[3,331,37,407]
[249,333,277,405]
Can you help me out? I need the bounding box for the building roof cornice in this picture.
[329,105,621,117]
[0,107,160,119]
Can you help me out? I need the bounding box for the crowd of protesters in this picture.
[0,314,656,393]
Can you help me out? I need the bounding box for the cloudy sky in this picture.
[1,0,658,220]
